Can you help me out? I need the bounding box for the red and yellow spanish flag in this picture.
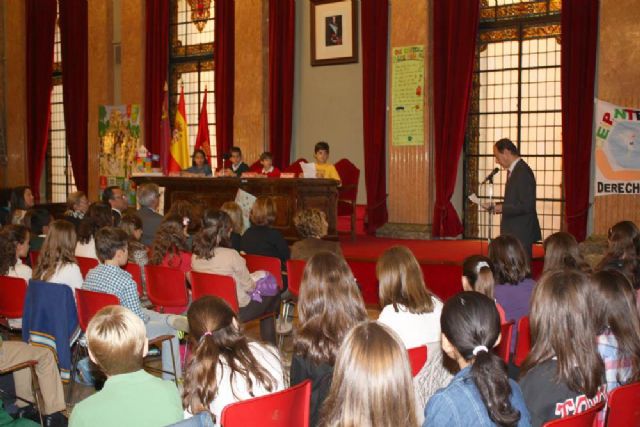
[168,86,191,172]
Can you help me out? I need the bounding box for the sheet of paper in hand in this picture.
[235,189,257,233]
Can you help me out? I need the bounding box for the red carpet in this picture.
[339,235,544,305]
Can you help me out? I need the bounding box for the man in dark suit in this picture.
[102,185,128,227]
[492,138,541,259]
[136,183,163,246]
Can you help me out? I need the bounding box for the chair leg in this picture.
[29,365,44,427]
[168,338,178,385]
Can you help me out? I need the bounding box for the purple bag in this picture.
[250,272,279,302]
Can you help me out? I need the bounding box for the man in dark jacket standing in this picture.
[492,138,541,259]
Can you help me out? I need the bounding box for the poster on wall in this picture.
[98,104,141,203]
[594,99,640,196]
[391,45,425,146]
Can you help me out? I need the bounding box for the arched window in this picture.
[464,0,562,240]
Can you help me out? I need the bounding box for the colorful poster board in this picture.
[391,45,425,146]
[594,99,640,196]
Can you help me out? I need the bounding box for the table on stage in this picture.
[129,176,339,242]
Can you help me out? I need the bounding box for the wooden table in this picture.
[129,176,339,242]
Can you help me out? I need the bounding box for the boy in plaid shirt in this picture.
[83,227,185,380]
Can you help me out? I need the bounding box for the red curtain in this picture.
[26,0,57,201]
[144,0,170,160]
[361,0,389,234]
[431,0,480,238]
[268,0,295,169]
[215,0,235,168]
[59,0,88,193]
[561,0,599,242]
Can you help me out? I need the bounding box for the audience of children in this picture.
[1,185,638,427]
[191,210,280,344]
[76,202,113,259]
[320,321,418,427]
[69,305,183,427]
[461,255,506,323]
[424,291,530,427]
[63,191,89,230]
[258,152,281,177]
[290,251,367,426]
[33,220,83,291]
[149,215,192,275]
[135,183,163,246]
[240,196,290,266]
[291,208,342,260]
[83,227,185,380]
[312,141,341,182]
[220,201,244,251]
[182,296,285,425]
[519,269,606,427]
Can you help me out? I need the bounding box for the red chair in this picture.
[144,265,188,313]
[29,250,40,267]
[286,259,306,298]
[249,159,262,173]
[76,256,99,278]
[244,254,283,289]
[334,158,360,241]
[0,276,28,329]
[494,321,515,363]
[74,289,178,382]
[514,316,531,367]
[124,263,144,297]
[190,271,240,312]
[542,401,605,426]
[605,381,640,426]
[283,158,308,176]
[220,380,311,427]
[407,346,428,377]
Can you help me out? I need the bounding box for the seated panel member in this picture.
[313,141,341,183]
[220,146,249,177]
[183,149,213,177]
[259,152,281,178]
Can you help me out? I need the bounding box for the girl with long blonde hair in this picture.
[33,220,83,291]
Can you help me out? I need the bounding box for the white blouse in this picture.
[75,237,98,260]
[8,259,32,282]
[184,342,285,426]
[46,262,83,292]
[377,297,444,349]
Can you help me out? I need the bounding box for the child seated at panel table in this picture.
[312,141,341,183]
[219,146,250,177]
[258,152,281,178]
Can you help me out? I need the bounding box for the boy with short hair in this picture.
[259,152,281,178]
[69,306,183,427]
[222,146,250,177]
[313,141,341,182]
[82,227,185,380]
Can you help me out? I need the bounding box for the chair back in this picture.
[220,380,311,427]
[244,254,283,289]
[124,263,144,296]
[190,271,240,312]
[144,265,189,310]
[29,250,40,267]
[407,345,428,377]
[75,289,119,332]
[542,401,605,426]
[514,316,531,367]
[606,381,640,426]
[249,159,262,173]
[283,158,308,175]
[286,259,306,298]
[334,158,360,204]
[0,276,28,319]
[494,321,515,363]
[76,256,99,278]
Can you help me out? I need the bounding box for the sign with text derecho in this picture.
[594,99,640,196]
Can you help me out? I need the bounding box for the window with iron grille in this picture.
[169,0,216,163]
[47,4,76,203]
[464,0,563,240]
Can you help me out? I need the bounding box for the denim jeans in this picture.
[144,308,182,380]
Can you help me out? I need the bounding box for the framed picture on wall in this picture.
[310,0,358,66]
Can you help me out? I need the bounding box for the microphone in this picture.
[481,167,500,185]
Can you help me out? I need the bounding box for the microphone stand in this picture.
[480,176,495,248]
